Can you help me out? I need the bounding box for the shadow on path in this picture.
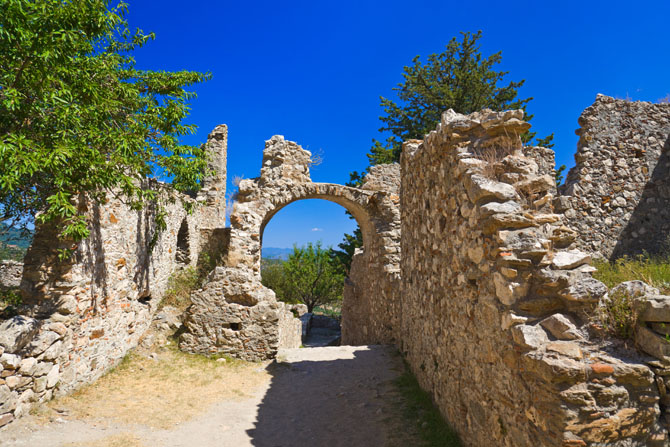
[247,345,409,447]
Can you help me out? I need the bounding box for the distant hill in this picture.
[0,223,32,249]
[262,247,293,260]
[0,223,33,261]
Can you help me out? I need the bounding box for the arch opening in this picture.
[260,198,360,346]
[176,218,190,264]
[260,197,367,253]
[259,189,376,257]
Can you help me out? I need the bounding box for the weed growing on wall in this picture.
[471,142,519,180]
[595,288,640,340]
[160,252,221,311]
[160,267,201,311]
[593,254,670,340]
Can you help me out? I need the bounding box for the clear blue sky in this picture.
[126,0,670,249]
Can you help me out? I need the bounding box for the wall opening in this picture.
[176,218,190,264]
[260,199,357,346]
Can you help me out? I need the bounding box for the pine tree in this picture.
[336,31,553,269]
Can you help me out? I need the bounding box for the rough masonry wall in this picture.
[341,163,401,345]
[181,136,315,360]
[0,261,22,290]
[400,109,668,447]
[0,128,228,427]
[181,134,401,359]
[561,95,670,259]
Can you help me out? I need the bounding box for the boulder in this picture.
[0,316,40,354]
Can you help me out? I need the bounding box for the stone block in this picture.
[551,250,591,270]
[540,314,582,340]
[24,330,61,357]
[479,201,521,217]
[46,364,60,388]
[0,412,14,427]
[464,174,520,203]
[546,341,583,360]
[637,295,670,323]
[493,273,528,305]
[18,357,37,375]
[0,385,17,413]
[501,311,528,330]
[0,316,40,354]
[511,324,548,350]
[558,276,607,303]
[0,353,21,370]
[636,325,670,360]
[33,376,47,393]
[38,340,63,362]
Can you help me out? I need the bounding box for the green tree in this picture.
[366,30,552,166]
[330,227,362,275]
[260,258,288,300]
[0,0,210,248]
[336,31,553,268]
[261,242,345,313]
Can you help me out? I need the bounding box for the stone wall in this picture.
[399,108,668,446]
[0,261,22,291]
[561,95,670,259]
[181,135,401,359]
[341,163,402,345]
[0,129,228,427]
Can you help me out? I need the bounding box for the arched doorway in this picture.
[180,135,401,360]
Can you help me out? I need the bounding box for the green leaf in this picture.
[0,0,210,248]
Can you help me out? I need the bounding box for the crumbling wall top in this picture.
[259,135,312,186]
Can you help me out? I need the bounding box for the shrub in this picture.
[595,287,639,340]
[0,288,22,318]
[160,267,200,311]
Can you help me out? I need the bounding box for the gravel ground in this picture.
[0,345,421,447]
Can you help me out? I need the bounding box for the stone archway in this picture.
[180,135,401,360]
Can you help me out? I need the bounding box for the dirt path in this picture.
[0,345,421,447]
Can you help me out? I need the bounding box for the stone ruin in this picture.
[0,124,227,426]
[398,103,670,446]
[560,95,670,259]
[2,94,670,446]
[179,135,401,359]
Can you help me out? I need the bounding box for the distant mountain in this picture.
[0,223,33,261]
[262,247,293,260]
[0,223,32,249]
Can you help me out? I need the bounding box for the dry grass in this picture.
[44,346,269,430]
[471,141,519,179]
[64,433,146,447]
[593,256,670,295]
